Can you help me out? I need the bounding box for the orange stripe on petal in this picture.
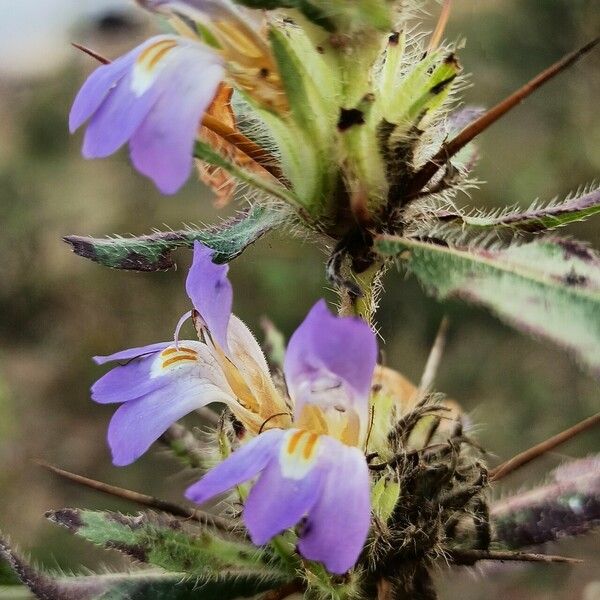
[303,432,319,460]
[162,355,197,368]
[287,429,306,456]
[162,346,197,356]
[137,40,178,71]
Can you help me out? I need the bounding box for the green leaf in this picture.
[340,94,389,208]
[96,572,281,600]
[422,187,600,240]
[382,50,459,126]
[375,235,600,377]
[258,25,338,209]
[46,509,286,582]
[63,204,288,271]
[4,571,280,600]
[2,530,283,600]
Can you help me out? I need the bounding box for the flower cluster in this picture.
[69,0,462,235]
[74,0,465,574]
[93,241,378,573]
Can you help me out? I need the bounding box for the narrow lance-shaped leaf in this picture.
[46,509,289,583]
[420,187,600,241]
[0,533,211,600]
[63,204,289,272]
[491,455,600,550]
[375,235,600,378]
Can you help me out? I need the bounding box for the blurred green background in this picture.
[0,1,598,598]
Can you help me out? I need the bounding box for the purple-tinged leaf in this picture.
[417,187,600,241]
[63,204,288,271]
[376,235,600,378]
[492,455,600,549]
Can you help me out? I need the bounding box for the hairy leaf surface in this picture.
[47,509,286,581]
[64,205,288,271]
[375,235,600,377]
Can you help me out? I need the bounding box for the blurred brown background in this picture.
[0,1,598,598]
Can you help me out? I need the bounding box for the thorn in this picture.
[408,38,600,198]
[34,459,236,533]
[427,0,453,52]
[490,412,600,482]
[71,42,110,64]
[448,549,583,565]
[416,316,450,399]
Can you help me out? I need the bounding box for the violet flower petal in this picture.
[92,353,168,404]
[284,300,378,417]
[108,377,232,466]
[82,68,161,159]
[243,433,324,545]
[70,35,224,194]
[297,436,371,574]
[129,47,224,193]
[186,241,232,353]
[92,340,234,405]
[93,341,172,365]
[69,52,134,132]
[185,429,283,504]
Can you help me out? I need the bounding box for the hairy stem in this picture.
[338,261,385,322]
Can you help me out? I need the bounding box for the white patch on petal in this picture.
[297,373,349,410]
[151,343,199,377]
[278,429,321,480]
[131,38,179,97]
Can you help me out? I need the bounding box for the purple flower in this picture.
[92,241,288,466]
[186,300,378,573]
[92,240,378,572]
[70,35,224,194]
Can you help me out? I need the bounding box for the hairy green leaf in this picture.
[46,509,286,582]
[422,187,600,240]
[375,235,600,377]
[96,572,281,600]
[382,50,458,126]
[261,25,338,209]
[63,204,288,271]
[2,530,283,600]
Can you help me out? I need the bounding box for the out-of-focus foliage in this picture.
[0,1,598,598]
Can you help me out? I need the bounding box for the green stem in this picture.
[269,533,301,575]
[339,260,385,323]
